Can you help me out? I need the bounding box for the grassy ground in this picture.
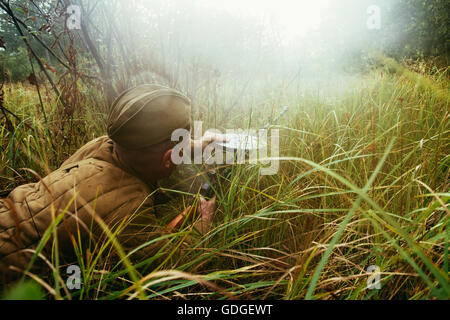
[0,59,449,300]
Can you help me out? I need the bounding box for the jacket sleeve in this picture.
[0,158,154,280]
[0,157,211,278]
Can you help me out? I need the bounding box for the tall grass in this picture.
[0,61,448,300]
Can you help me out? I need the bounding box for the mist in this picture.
[74,0,405,113]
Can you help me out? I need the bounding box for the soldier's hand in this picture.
[198,196,217,222]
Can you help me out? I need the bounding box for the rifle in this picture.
[199,105,289,198]
[200,170,217,198]
[167,106,289,230]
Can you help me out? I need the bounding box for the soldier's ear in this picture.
[161,149,174,169]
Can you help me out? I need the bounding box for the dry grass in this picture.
[0,60,449,300]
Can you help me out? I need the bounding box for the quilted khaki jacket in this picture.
[0,136,163,283]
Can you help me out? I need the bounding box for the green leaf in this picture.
[2,281,45,300]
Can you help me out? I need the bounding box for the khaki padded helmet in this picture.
[107,84,191,150]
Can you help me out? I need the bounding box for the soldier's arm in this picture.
[116,197,216,268]
[166,197,216,234]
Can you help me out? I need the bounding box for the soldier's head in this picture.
[107,84,191,183]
